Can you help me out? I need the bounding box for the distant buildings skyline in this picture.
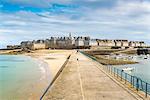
[1,33,149,49]
[5,34,147,50]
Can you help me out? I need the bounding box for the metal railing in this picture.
[80,51,150,98]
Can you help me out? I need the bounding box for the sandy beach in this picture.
[25,49,74,80]
[0,49,74,78]
[26,50,74,99]
[0,49,74,99]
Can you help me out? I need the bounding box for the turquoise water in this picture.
[0,55,51,100]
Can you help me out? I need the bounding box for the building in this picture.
[75,37,90,49]
[21,41,33,49]
[114,40,122,47]
[140,41,146,47]
[135,41,141,47]
[45,36,73,49]
[31,40,45,50]
[97,39,115,47]
[89,39,98,46]
[7,45,21,49]
[129,41,136,47]
[21,40,46,50]
[19,33,147,50]
[45,37,57,49]
[84,37,90,47]
[56,37,72,49]
[75,37,85,47]
[121,40,129,47]
[45,35,90,49]
[96,39,146,49]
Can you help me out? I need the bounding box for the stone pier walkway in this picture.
[43,52,143,100]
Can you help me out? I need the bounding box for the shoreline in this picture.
[0,49,74,79]
[25,50,73,78]
[0,49,73,99]
[27,50,73,99]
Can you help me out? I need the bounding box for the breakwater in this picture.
[80,51,150,99]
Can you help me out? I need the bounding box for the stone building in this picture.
[135,41,141,47]
[7,45,21,49]
[21,40,46,50]
[89,39,98,46]
[75,37,84,47]
[45,37,57,49]
[32,40,46,50]
[32,43,46,50]
[97,39,115,47]
[56,37,72,49]
[121,40,129,47]
[71,37,77,47]
[140,41,146,47]
[45,36,72,49]
[129,41,136,47]
[114,40,122,47]
[46,35,90,49]
[96,39,146,48]
[19,33,147,50]
[84,37,90,47]
[21,41,33,49]
[75,37,90,48]
[129,41,146,47]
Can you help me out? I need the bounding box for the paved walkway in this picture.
[43,52,143,100]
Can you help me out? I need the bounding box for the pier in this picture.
[43,51,144,100]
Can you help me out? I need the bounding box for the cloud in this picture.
[0,0,150,48]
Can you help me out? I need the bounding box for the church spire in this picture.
[69,33,72,39]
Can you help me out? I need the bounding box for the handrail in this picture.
[80,51,150,98]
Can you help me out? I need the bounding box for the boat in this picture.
[144,55,148,59]
[123,67,134,71]
[144,57,147,59]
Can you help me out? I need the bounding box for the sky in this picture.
[0,0,150,48]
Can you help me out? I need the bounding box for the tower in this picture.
[69,33,72,39]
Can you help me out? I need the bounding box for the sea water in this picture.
[0,55,51,100]
[116,55,150,83]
